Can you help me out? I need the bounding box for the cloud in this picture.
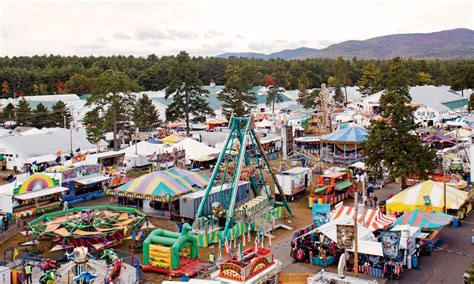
[112,32,132,40]
[73,43,107,55]
[204,29,223,39]
[248,41,273,51]
[134,27,167,41]
[166,29,197,40]
[96,37,107,43]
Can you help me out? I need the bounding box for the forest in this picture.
[0,54,472,98]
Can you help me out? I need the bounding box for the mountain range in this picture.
[217,28,474,60]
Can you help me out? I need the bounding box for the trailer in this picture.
[179,182,250,221]
[276,167,312,201]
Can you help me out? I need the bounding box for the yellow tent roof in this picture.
[160,134,184,144]
[386,180,468,213]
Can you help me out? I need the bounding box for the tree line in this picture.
[0,54,472,98]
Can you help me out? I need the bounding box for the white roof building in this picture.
[0,128,96,170]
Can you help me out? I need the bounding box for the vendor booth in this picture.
[0,173,69,218]
[107,168,208,219]
[308,171,355,207]
[295,136,320,155]
[46,164,110,204]
[386,180,469,214]
[320,125,367,165]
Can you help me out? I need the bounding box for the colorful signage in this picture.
[62,165,101,183]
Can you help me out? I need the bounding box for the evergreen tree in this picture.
[218,63,259,119]
[363,57,436,189]
[33,103,49,128]
[83,108,105,146]
[469,93,474,113]
[1,103,15,125]
[48,100,72,128]
[417,72,435,85]
[333,57,350,103]
[357,62,381,97]
[133,94,161,131]
[450,61,474,103]
[165,51,214,135]
[15,98,32,126]
[87,69,141,150]
[296,73,318,109]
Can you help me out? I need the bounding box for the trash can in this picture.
[452,218,459,228]
[412,256,418,269]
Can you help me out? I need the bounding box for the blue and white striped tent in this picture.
[321,125,368,143]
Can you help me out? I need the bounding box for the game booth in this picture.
[0,173,69,219]
[46,164,111,204]
[308,171,355,207]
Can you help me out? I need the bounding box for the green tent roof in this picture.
[335,180,352,191]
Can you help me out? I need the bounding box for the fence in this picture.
[0,219,22,245]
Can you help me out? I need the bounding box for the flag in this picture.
[32,160,37,165]
[55,156,61,163]
[243,231,246,246]
[254,235,258,252]
[123,226,128,236]
[268,234,272,247]
[261,233,265,248]
[75,148,81,153]
[13,248,19,260]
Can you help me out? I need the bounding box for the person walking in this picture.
[63,200,69,211]
[25,262,33,284]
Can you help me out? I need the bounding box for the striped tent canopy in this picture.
[386,180,468,214]
[112,168,208,201]
[392,210,453,229]
[331,203,396,231]
[422,133,454,143]
[320,125,368,143]
[160,133,185,144]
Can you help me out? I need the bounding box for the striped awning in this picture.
[392,210,453,229]
[331,203,396,232]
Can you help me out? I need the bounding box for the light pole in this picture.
[442,155,448,213]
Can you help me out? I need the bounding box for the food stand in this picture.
[308,171,354,207]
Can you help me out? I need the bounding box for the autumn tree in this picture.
[417,72,435,85]
[165,51,213,135]
[265,75,285,115]
[1,81,11,97]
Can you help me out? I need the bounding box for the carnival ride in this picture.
[141,223,210,276]
[28,205,145,253]
[192,117,293,248]
[308,171,355,207]
[211,246,282,283]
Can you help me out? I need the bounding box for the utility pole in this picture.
[69,113,74,155]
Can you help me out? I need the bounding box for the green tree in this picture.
[65,74,92,94]
[33,103,49,128]
[32,83,48,95]
[417,72,435,85]
[133,94,161,131]
[15,98,32,126]
[88,69,141,150]
[296,73,318,109]
[1,103,15,124]
[165,51,214,135]
[363,58,436,189]
[218,63,259,119]
[83,108,105,146]
[450,62,474,114]
[264,75,285,115]
[357,62,381,97]
[333,57,350,103]
[328,76,344,104]
[469,93,474,113]
[48,100,72,128]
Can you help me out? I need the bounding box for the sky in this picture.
[0,0,472,57]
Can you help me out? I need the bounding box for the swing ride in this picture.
[192,117,293,248]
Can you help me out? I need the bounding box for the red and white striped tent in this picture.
[331,203,396,231]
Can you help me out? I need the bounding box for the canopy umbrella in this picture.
[320,125,368,143]
[160,134,185,144]
[386,180,468,213]
[422,133,454,143]
[392,210,453,229]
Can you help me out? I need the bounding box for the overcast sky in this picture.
[0,0,472,57]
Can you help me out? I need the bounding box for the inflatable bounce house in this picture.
[142,223,209,276]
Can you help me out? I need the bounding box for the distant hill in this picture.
[217,28,474,60]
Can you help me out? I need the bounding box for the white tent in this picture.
[120,141,166,157]
[347,240,383,256]
[256,119,273,128]
[316,216,375,243]
[21,128,45,136]
[173,138,221,161]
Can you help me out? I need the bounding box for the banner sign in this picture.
[380,231,401,259]
[336,224,354,249]
[312,204,330,227]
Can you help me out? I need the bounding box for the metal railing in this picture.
[0,219,22,245]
